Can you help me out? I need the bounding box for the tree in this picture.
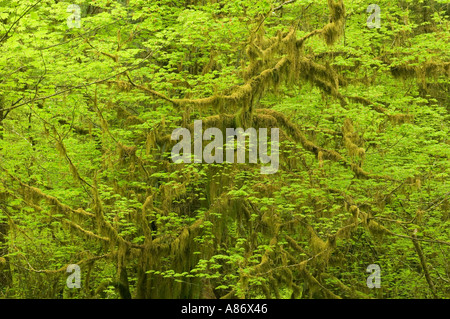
[0,0,448,299]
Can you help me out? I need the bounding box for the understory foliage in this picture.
[0,0,449,299]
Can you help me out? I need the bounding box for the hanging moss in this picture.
[256,109,394,180]
[342,118,366,162]
[119,145,137,165]
[308,225,327,255]
[322,0,345,46]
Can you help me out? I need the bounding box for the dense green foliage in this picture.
[0,0,449,299]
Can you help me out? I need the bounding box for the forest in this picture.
[0,0,449,299]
